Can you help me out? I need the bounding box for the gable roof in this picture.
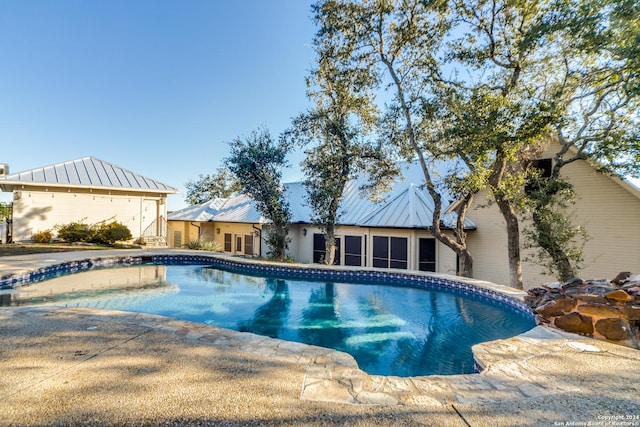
[168,161,476,230]
[0,157,178,194]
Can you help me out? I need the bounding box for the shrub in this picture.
[92,221,133,245]
[55,219,132,245]
[32,230,53,244]
[56,221,93,243]
[185,237,221,252]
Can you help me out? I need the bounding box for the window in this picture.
[390,237,408,269]
[313,234,325,263]
[224,233,232,252]
[373,236,408,269]
[419,238,436,272]
[244,234,254,255]
[344,235,362,266]
[173,231,182,248]
[372,236,389,268]
[526,158,553,195]
[236,236,242,252]
[312,233,341,265]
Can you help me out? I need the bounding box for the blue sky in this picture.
[2,1,638,212]
[0,0,316,210]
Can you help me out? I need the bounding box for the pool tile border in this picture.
[1,252,534,322]
[0,253,536,377]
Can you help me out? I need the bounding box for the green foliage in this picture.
[226,127,291,260]
[92,221,133,245]
[312,0,476,276]
[56,221,93,243]
[55,219,132,245]
[285,19,399,265]
[185,237,221,252]
[32,230,53,244]
[310,0,638,284]
[0,202,11,220]
[184,167,242,205]
[523,175,589,281]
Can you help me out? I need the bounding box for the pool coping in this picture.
[2,249,639,409]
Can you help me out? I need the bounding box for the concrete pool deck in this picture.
[1,249,639,426]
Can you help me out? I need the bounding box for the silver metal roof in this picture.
[0,157,178,193]
[168,193,265,223]
[169,161,476,230]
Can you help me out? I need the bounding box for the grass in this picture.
[0,243,140,256]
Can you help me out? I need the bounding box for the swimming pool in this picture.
[2,255,535,377]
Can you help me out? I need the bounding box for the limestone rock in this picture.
[604,289,632,302]
[576,303,625,319]
[625,287,640,296]
[623,305,640,321]
[554,312,594,335]
[527,270,639,350]
[537,299,576,317]
[562,278,584,288]
[612,272,632,285]
[595,318,631,341]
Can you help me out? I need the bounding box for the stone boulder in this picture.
[526,272,640,350]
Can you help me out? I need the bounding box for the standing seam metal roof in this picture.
[0,157,178,193]
[168,161,476,230]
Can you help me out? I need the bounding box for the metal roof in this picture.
[168,161,476,230]
[0,157,178,193]
[168,193,266,223]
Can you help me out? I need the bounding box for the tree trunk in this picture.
[496,198,524,289]
[324,224,336,265]
[381,55,475,279]
[458,248,473,277]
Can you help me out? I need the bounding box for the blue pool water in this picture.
[8,264,534,377]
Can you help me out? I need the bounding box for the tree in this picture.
[312,0,477,277]
[286,20,396,266]
[184,167,241,205]
[312,0,639,288]
[226,128,292,261]
[518,0,640,281]
[0,202,10,220]
[441,0,570,289]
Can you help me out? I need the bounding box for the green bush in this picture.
[93,221,133,245]
[56,221,93,243]
[32,230,53,244]
[55,219,132,245]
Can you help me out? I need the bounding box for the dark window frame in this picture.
[244,234,254,255]
[312,233,341,265]
[418,238,436,272]
[224,233,232,252]
[344,235,362,267]
[372,235,408,269]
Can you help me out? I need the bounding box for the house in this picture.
[467,140,640,287]
[168,162,475,276]
[0,157,178,244]
[169,148,640,288]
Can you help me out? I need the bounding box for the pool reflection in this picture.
[2,265,173,306]
[238,278,291,337]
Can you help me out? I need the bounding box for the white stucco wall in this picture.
[11,187,167,242]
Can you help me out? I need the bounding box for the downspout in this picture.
[190,222,201,239]
[252,224,262,257]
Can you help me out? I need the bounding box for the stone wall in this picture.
[525,272,640,349]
